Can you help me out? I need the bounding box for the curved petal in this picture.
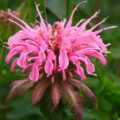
[17,53,28,67]
[79,10,100,32]
[76,65,86,80]
[45,59,53,76]
[70,57,86,80]
[85,49,107,65]
[59,49,69,70]
[29,63,39,81]
[10,58,18,72]
[6,46,23,64]
[7,30,27,48]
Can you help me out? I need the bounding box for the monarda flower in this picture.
[6,4,115,119]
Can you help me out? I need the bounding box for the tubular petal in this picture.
[59,49,69,70]
[29,63,39,81]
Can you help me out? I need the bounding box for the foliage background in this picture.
[0,0,120,120]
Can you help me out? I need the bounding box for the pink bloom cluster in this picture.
[6,5,114,82]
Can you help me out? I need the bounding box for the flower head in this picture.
[6,5,115,119]
[6,5,115,82]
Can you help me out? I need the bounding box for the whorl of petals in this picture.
[6,5,116,82]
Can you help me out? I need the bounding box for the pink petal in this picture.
[26,40,39,48]
[86,50,107,65]
[22,64,33,73]
[13,43,38,52]
[29,63,39,81]
[66,4,79,28]
[96,37,107,53]
[36,4,47,31]
[71,55,95,75]
[6,46,23,64]
[80,56,95,75]
[59,49,69,70]
[76,66,86,80]
[94,26,117,35]
[38,50,46,62]
[79,11,100,32]
[66,1,86,28]
[70,57,86,80]
[7,30,27,48]
[45,59,53,76]
[47,49,56,60]
[75,48,107,65]
[90,18,107,31]
[17,53,28,67]
[9,12,31,29]
[10,58,18,72]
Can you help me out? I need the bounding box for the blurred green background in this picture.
[0,0,120,120]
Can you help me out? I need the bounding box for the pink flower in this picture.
[6,4,116,119]
[6,5,115,82]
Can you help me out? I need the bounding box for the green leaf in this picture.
[7,93,43,120]
[110,47,120,59]
[82,109,111,120]
[45,0,67,19]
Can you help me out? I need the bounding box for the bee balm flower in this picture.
[6,4,116,119]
